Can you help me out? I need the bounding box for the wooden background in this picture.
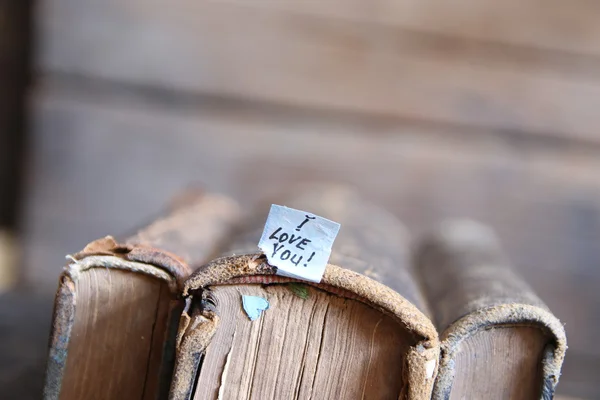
[18,0,600,397]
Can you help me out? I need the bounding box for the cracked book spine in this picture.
[43,191,241,400]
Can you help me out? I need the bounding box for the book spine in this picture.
[43,277,76,400]
[43,191,241,400]
[415,220,567,400]
[125,191,241,269]
[175,185,439,400]
[222,184,430,313]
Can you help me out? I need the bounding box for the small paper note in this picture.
[258,205,341,283]
[242,295,270,321]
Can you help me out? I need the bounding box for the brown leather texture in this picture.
[170,185,440,400]
[71,236,191,289]
[126,192,241,269]
[172,254,439,400]
[43,275,76,400]
[415,220,567,400]
[43,240,189,400]
[225,184,430,313]
[43,192,241,400]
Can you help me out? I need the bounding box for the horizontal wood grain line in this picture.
[38,1,600,143]
[39,0,600,59]
[25,88,600,360]
[209,0,600,58]
[40,72,600,151]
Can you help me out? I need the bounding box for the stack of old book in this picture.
[42,186,566,400]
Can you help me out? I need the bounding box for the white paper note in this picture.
[258,205,341,283]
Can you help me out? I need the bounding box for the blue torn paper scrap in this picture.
[242,295,270,321]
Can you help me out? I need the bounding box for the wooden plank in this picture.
[39,0,600,60]
[219,0,600,56]
[38,0,600,142]
[24,86,600,367]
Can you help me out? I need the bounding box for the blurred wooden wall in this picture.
[26,1,600,397]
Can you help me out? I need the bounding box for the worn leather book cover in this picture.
[169,186,440,400]
[43,192,240,400]
[43,186,567,400]
[415,220,567,400]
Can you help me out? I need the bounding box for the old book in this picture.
[170,186,440,400]
[43,192,241,400]
[43,185,567,399]
[415,220,567,400]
